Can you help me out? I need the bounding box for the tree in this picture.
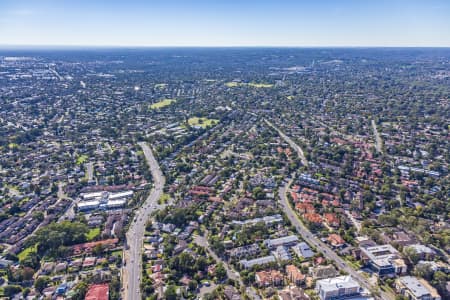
[403,247,420,264]
[188,280,198,291]
[4,285,22,297]
[216,263,227,282]
[35,276,50,293]
[164,285,178,300]
[252,187,265,199]
[32,221,88,257]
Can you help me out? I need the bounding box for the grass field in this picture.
[158,193,171,205]
[225,82,240,87]
[247,82,274,88]
[188,117,219,128]
[154,83,167,89]
[76,154,89,165]
[86,228,100,241]
[287,95,294,100]
[8,143,19,149]
[225,81,273,88]
[149,98,176,109]
[18,244,37,261]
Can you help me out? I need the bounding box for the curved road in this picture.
[268,120,393,300]
[265,119,309,167]
[122,142,166,300]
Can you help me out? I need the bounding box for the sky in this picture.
[0,0,450,47]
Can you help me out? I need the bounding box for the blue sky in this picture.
[0,0,449,47]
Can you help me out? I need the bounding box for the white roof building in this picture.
[77,200,100,211]
[240,255,276,269]
[316,276,361,300]
[264,235,299,249]
[395,276,441,300]
[109,190,133,200]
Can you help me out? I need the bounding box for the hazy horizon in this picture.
[1,0,450,47]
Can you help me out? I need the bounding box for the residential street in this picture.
[193,233,261,300]
[279,180,394,300]
[122,142,166,300]
[265,119,309,167]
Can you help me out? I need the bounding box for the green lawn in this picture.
[110,250,123,257]
[8,143,19,149]
[225,82,273,88]
[188,117,219,128]
[247,82,274,88]
[160,193,170,204]
[154,83,168,89]
[76,154,89,165]
[86,228,101,241]
[225,82,240,87]
[18,244,37,261]
[149,98,176,109]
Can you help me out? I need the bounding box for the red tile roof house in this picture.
[286,264,306,286]
[323,213,340,228]
[152,263,163,273]
[72,238,118,255]
[85,283,109,300]
[304,213,322,224]
[82,257,96,269]
[255,270,284,287]
[295,203,315,214]
[328,234,346,248]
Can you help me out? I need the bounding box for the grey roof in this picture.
[264,235,299,248]
[398,276,431,298]
[240,255,276,268]
[293,242,314,258]
[406,244,436,255]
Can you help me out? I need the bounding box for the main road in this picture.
[268,118,393,299]
[279,182,393,299]
[371,119,383,154]
[122,142,166,300]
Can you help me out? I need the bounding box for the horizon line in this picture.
[1,44,450,50]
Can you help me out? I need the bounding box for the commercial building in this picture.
[316,276,361,300]
[77,190,133,212]
[360,244,406,277]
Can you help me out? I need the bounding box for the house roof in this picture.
[85,283,109,300]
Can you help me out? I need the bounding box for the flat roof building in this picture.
[264,235,299,249]
[77,200,100,211]
[240,255,276,269]
[316,276,361,300]
[360,244,406,277]
[292,242,314,258]
[395,276,441,300]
